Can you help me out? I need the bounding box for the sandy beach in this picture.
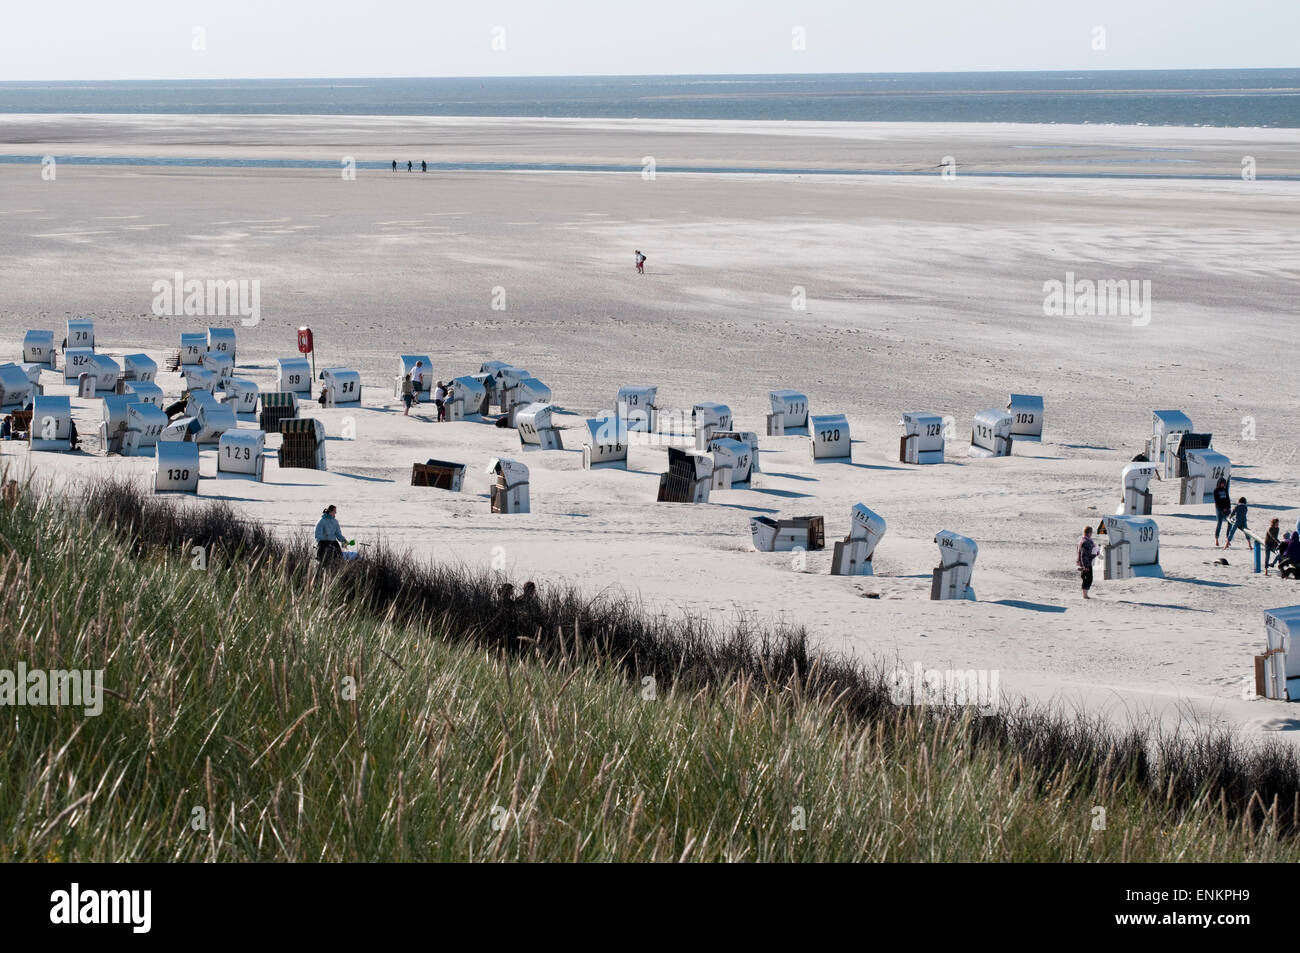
[2,114,1298,743]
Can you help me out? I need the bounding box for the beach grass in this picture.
[1,477,1299,861]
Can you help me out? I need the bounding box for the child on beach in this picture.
[1265,518,1281,575]
[635,250,646,274]
[1224,497,1249,549]
[1077,525,1099,599]
[401,374,414,416]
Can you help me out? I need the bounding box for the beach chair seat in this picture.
[488,457,530,513]
[278,417,326,470]
[768,390,809,435]
[657,447,713,503]
[258,392,299,432]
[831,505,885,575]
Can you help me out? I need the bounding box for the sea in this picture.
[0,70,1298,127]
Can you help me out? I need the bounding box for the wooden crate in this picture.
[412,460,464,490]
[793,515,825,551]
[11,409,32,441]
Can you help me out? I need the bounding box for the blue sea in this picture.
[1,70,1298,127]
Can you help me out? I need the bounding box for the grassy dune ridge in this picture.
[0,477,1298,861]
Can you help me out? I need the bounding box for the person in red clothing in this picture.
[1077,525,1100,599]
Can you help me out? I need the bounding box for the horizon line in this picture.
[2,65,1299,85]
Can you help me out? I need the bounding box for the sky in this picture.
[1,0,1294,81]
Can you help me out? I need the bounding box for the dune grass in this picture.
[1,477,1299,861]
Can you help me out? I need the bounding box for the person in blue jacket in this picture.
[1225,497,1249,549]
[314,504,349,563]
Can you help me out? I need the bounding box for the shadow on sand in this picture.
[990,599,1067,613]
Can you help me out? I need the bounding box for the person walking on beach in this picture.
[407,160,412,172]
[410,361,425,405]
[314,505,350,564]
[1225,496,1249,549]
[421,160,427,173]
[392,159,397,171]
[434,381,448,422]
[400,373,414,416]
[634,250,646,274]
[1077,525,1099,599]
[1213,477,1232,546]
[1265,518,1282,575]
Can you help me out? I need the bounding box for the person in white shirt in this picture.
[434,381,448,422]
[410,361,425,405]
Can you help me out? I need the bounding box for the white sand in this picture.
[2,115,1299,743]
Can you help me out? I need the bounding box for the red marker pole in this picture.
[298,326,315,386]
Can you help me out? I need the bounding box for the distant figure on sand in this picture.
[315,505,349,564]
[68,419,79,451]
[392,160,397,171]
[1077,525,1099,599]
[421,160,427,172]
[434,381,448,421]
[401,374,414,416]
[635,249,646,274]
[1224,497,1249,549]
[1213,477,1232,546]
[407,160,412,172]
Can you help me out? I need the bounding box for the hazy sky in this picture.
[2,0,1294,81]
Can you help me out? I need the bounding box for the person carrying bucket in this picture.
[315,505,352,564]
